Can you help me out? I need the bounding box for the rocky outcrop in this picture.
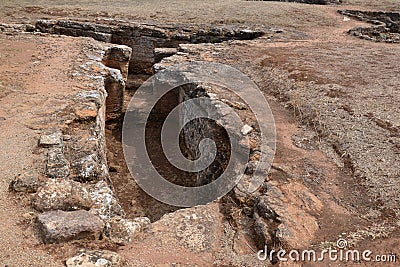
[35,19,264,75]
[339,10,400,43]
[102,45,132,81]
[37,210,104,243]
[0,23,35,34]
[133,203,265,266]
[253,180,323,249]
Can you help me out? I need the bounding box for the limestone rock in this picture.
[71,154,101,182]
[0,23,35,33]
[33,179,92,212]
[39,131,63,147]
[89,181,125,220]
[75,90,106,108]
[253,213,273,247]
[131,217,152,231]
[254,181,322,248]
[37,210,104,243]
[103,45,132,81]
[74,102,98,121]
[233,174,262,205]
[241,124,253,135]
[66,250,123,267]
[153,204,221,252]
[46,147,70,178]
[9,171,40,193]
[255,194,280,221]
[104,216,151,245]
[104,68,125,120]
[154,47,177,63]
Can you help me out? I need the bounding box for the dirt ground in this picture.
[0,0,398,29]
[0,0,399,266]
[0,33,83,266]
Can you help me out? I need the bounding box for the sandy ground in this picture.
[0,0,398,30]
[0,33,88,266]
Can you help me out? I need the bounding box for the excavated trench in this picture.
[30,19,374,258]
[2,7,399,264]
[45,19,280,254]
[339,10,400,43]
[106,84,234,221]
[40,20,267,221]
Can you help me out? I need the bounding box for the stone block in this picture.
[9,171,41,193]
[66,250,123,267]
[33,179,92,212]
[104,216,151,245]
[39,131,63,147]
[103,45,132,81]
[46,147,70,178]
[37,210,104,243]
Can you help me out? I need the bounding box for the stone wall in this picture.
[8,36,152,247]
[35,19,264,75]
[179,84,233,187]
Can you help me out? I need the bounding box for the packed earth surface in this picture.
[0,0,399,266]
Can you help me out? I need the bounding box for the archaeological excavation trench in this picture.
[106,83,236,221]
[39,19,267,221]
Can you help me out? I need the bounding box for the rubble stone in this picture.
[39,131,63,147]
[46,147,70,178]
[66,250,123,267]
[33,179,92,212]
[9,171,40,193]
[89,181,125,220]
[104,216,151,245]
[71,154,101,182]
[37,210,104,243]
[241,124,253,135]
